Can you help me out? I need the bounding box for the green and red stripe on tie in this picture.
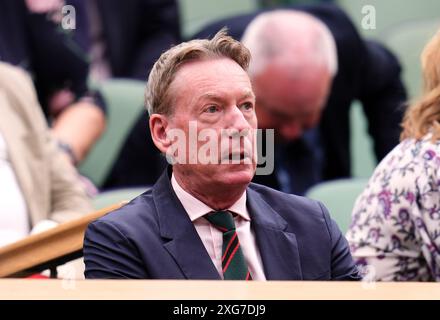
[205,210,253,280]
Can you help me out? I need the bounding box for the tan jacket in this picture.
[0,62,93,227]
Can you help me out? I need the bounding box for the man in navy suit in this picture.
[84,30,360,280]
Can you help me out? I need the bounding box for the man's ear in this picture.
[149,114,171,154]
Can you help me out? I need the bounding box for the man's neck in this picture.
[173,173,246,210]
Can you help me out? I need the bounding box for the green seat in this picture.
[337,0,440,39]
[92,187,148,210]
[306,178,368,233]
[179,0,258,38]
[381,19,440,99]
[350,100,376,178]
[79,79,146,188]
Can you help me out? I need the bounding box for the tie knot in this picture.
[205,210,236,233]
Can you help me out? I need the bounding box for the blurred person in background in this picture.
[0,0,106,165]
[0,62,92,248]
[85,0,181,189]
[347,30,440,281]
[107,3,407,195]
[85,0,181,81]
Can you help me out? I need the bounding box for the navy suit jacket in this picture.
[84,168,360,280]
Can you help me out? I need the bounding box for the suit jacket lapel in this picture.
[152,168,220,280]
[247,187,303,280]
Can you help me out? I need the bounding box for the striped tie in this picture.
[205,210,252,280]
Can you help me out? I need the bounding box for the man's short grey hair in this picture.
[241,10,338,77]
[145,28,251,116]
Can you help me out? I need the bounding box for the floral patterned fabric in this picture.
[347,134,440,281]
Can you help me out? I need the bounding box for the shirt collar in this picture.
[171,173,250,222]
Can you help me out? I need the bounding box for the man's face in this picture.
[252,64,332,142]
[166,58,258,189]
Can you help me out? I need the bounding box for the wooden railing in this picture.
[0,280,439,299]
[0,203,122,278]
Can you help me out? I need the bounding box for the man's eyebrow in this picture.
[195,91,255,103]
[196,92,225,103]
[240,91,256,101]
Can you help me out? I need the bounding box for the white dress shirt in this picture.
[171,174,266,280]
[0,133,30,247]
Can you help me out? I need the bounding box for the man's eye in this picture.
[240,102,254,111]
[205,105,219,113]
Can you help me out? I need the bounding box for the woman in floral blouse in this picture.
[347,30,440,281]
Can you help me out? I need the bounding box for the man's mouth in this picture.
[223,151,252,162]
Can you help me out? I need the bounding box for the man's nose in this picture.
[228,106,253,131]
[279,122,303,141]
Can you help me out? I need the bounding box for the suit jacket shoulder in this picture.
[247,182,359,279]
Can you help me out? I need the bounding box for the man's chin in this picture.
[217,164,255,185]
